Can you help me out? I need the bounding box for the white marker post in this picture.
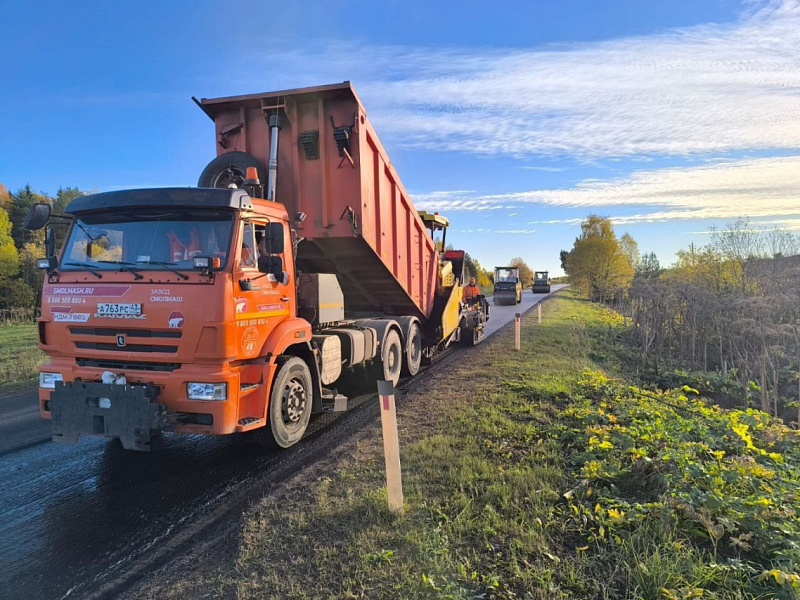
[377,380,404,513]
[538,302,542,324]
[515,313,521,351]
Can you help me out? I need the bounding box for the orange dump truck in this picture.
[27,82,488,451]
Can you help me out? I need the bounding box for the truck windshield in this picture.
[60,208,234,272]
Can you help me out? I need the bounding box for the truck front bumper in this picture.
[50,381,171,452]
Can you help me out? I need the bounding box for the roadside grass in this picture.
[156,289,800,599]
[0,323,44,388]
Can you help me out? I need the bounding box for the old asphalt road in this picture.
[0,285,566,600]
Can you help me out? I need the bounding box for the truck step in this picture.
[321,391,348,412]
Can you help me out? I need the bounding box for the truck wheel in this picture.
[375,329,402,386]
[255,356,313,449]
[402,322,422,377]
[198,151,267,190]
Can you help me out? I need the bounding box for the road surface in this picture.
[0,285,565,600]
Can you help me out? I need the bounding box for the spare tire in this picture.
[197,151,267,190]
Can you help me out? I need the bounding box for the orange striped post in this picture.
[538,302,542,324]
[377,380,404,513]
[515,313,521,351]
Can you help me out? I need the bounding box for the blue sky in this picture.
[2,0,799,275]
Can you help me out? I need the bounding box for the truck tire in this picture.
[402,322,422,377]
[198,151,267,190]
[255,356,313,449]
[374,329,402,386]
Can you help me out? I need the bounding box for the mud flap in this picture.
[50,382,169,452]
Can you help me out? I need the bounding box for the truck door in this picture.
[234,220,291,358]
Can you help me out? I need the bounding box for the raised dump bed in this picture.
[199,82,438,322]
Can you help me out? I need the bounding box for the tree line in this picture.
[562,214,800,423]
[437,236,534,290]
[0,183,87,315]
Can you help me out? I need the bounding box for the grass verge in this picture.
[0,323,44,389]
[152,290,800,599]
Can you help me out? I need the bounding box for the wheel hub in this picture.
[282,378,307,424]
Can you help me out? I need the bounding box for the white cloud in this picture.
[265,0,800,159]
[520,166,568,172]
[416,155,800,223]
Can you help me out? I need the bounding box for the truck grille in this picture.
[76,357,181,372]
[70,327,181,354]
[69,327,182,339]
[75,342,179,353]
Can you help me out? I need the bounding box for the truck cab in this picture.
[31,188,319,450]
[493,266,522,305]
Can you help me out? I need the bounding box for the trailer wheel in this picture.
[255,356,313,449]
[402,322,422,377]
[198,151,267,190]
[375,329,402,386]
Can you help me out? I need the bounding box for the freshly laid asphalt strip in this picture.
[0,285,565,600]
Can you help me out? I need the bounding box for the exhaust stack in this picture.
[267,114,281,201]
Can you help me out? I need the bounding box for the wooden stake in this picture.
[377,380,404,513]
[515,313,521,351]
[538,303,542,324]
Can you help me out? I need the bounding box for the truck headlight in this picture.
[39,372,63,389]
[187,382,227,401]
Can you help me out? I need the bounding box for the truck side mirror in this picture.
[265,222,284,254]
[24,203,51,231]
[258,255,284,278]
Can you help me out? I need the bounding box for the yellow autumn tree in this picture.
[565,215,634,302]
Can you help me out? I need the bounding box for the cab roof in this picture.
[65,188,253,215]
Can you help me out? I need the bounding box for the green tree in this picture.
[53,187,86,250]
[559,249,570,271]
[636,251,662,279]
[0,209,19,279]
[10,185,49,249]
[0,279,34,310]
[464,252,491,287]
[565,214,634,302]
[19,241,45,304]
[509,256,534,288]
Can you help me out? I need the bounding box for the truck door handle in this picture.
[281,296,290,302]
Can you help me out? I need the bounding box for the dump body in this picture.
[200,83,437,322]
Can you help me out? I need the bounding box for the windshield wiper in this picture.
[97,260,144,280]
[136,260,189,280]
[63,261,103,279]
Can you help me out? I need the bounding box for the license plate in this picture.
[96,303,142,316]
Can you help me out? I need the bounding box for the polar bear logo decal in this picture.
[168,311,185,329]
